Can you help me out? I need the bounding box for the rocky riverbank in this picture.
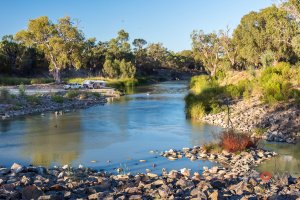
[1,146,300,199]
[202,97,300,144]
[0,92,107,119]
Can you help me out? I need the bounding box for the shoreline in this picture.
[201,97,300,144]
[1,146,299,199]
[1,91,108,120]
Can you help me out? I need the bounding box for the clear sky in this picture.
[0,0,273,52]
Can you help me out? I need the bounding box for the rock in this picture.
[50,184,65,191]
[129,195,142,200]
[152,179,164,186]
[147,173,158,179]
[62,164,69,170]
[0,168,10,175]
[209,166,219,174]
[167,156,177,161]
[125,187,141,194]
[180,168,190,177]
[209,190,220,200]
[168,170,179,179]
[210,179,225,189]
[22,185,43,200]
[176,178,194,189]
[115,175,129,181]
[11,163,23,173]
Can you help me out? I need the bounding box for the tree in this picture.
[191,30,222,76]
[233,6,297,67]
[219,28,238,69]
[102,59,120,78]
[15,16,85,83]
[132,38,147,68]
[0,35,24,72]
[146,43,169,68]
[119,59,136,78]
[280,0,300,22]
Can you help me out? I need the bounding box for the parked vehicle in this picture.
[83,80,94,89]
[93,81,106,89]
[83,80,107,89]
[63,83,83,90]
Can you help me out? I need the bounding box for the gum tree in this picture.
[15,16,85,83]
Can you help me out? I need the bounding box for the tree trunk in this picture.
[53,67,61,84]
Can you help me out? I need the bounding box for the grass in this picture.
[64,91,79,99]
[51,94,64,103]
[0,77,54,86]
[185,62,300,119]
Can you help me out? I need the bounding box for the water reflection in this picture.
[22,114,82,166]
[258,141,300,177]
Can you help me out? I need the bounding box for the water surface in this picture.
[0,81,221,174]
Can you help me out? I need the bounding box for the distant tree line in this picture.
[191,0,300,77]
[0,17,200,83]
[2,0,300,83]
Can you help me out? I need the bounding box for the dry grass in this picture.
[219,129,257,152]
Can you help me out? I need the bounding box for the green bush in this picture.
[190,75,218,94]
[0,88,10,103]
[225,79,253,99]
[26,94,41,105]
[18,84,26,97]
[0,77,53,86]
[259,62,293,104]
[51,95,64,103]
[65,91,79,99]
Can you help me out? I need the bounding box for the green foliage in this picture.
[0,88,10,103]
[102,59,120,78]
[259,62,293,104]
[119,59,136,78]
[26,94,41,105]
[191,30,221,76]
[233,6,297,67]
[185,76,224,119]
[190,75,218,94]
[225,79,253,99]
[0,77,53,86]
[65,91,79,99]
[15,16,85,83]
[18,83,26,97]
[261,50,275,68]
[51,94,64,103]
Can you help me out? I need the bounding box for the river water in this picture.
[0,81,299,176]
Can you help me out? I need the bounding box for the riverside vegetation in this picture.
[185,62,300,143]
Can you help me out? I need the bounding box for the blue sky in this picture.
[0,0,273,52]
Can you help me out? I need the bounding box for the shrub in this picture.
[65,91,79,99]
[18,84,26,97]
[190,75,218,94]
[0,88,10,103]
[219,129,257,152]
[189,103,206,119]
[202,143,222,153]
[51,95,64,103]
[79,93,88,100]
[259,62,293,104]
[26,94,41,105]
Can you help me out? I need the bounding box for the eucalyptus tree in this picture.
[132,38,147,67]
[219,28,238,69]
[191,30,222,76]
[233,6,297,67]
[15,16,85,83]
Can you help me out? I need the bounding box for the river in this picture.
[0,81,299,176]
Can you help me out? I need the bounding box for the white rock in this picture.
[62,165,69,170]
